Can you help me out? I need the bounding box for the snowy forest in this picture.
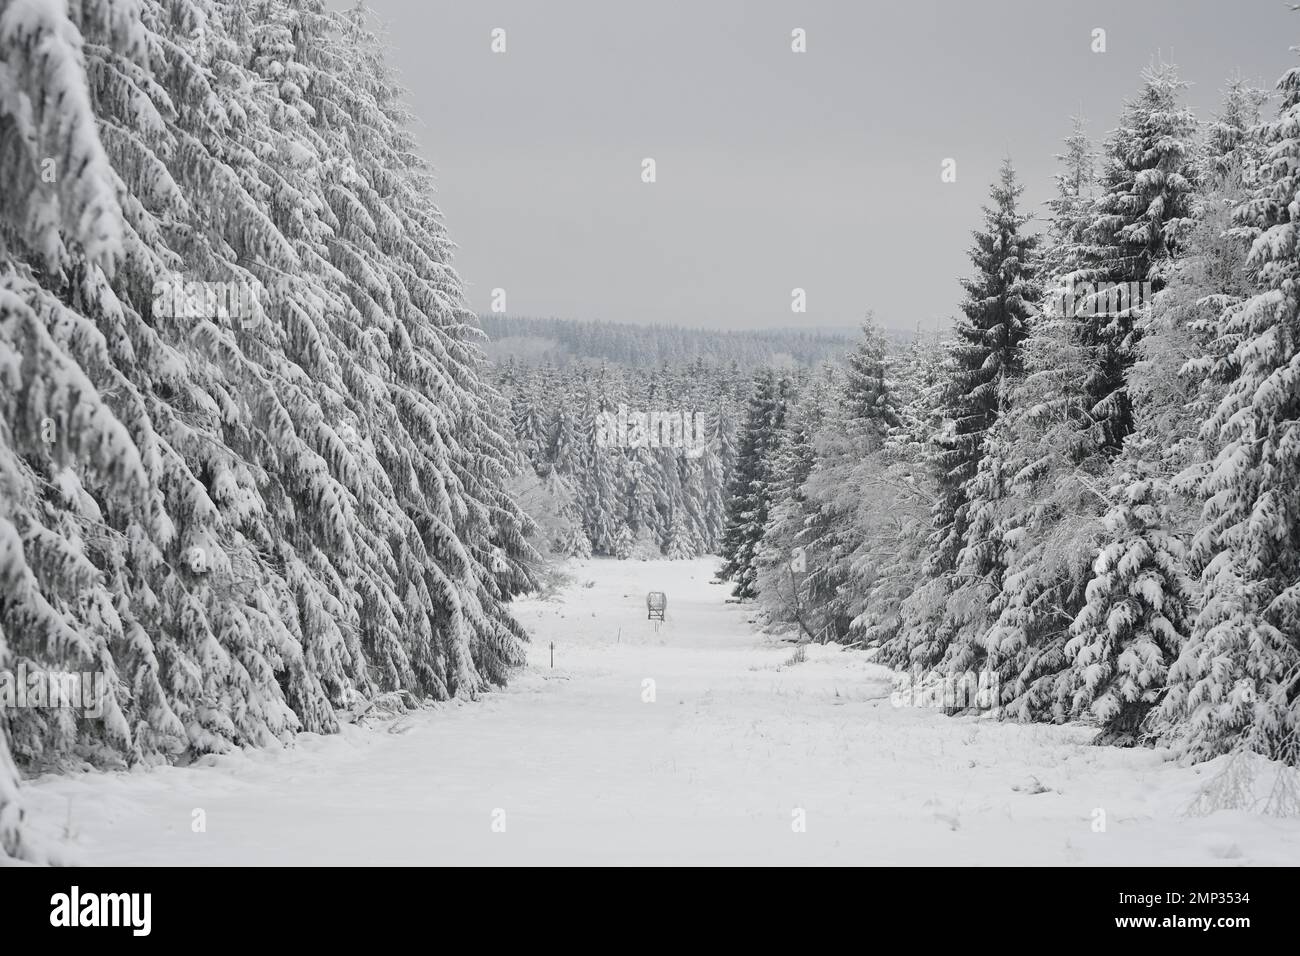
[495,357,745,561]
[490,320,865,564]
[0,0,537,862]
[718,63,1300,772]
[2,0,1300,873]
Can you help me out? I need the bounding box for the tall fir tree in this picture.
[931,160,1039,576]
[719,371,788,599]
[796,324,901,642]
[925,160,1040,681]
[1076,62,1197,455]
[1157,53,1300,765]
[863,333,947,659]
[756,368,834,634]
[953,130,1108,718]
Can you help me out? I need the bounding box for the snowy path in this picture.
[22,558,1300,865]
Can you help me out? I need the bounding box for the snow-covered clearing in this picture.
[21,558,1300,865]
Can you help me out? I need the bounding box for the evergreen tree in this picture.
[0,0,148,861]
[665,509,695,560]
[1076,62,1197,455]
[1065,466,1193,744]
[1042,116,1097,281]
[931,160,1039,578]
[924,161,1040,682]
[797,325,900,642]
[977,311,1106,719]
[1157,55,1300,765]
[755,372,830,631]
[961,133,1110,718]
[1202,74,1270,187]
[719,371,788,599]
[853,334,946,653]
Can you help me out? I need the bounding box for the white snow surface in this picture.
[20,558,1300,865]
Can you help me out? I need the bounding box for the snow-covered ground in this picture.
[20,558,1300,865]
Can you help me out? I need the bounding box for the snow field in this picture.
[19,558,1300,865]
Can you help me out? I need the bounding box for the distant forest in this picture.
[484,315,900,565]
[478,314,903,368]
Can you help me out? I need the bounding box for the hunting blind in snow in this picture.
[646,591,667,621]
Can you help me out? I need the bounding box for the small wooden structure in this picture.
[646,591,667,621]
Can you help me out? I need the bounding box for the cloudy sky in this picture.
[345,0,1297,332]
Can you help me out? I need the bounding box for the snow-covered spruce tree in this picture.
[754,368,833,633]
[665,508,695,561]
[1041,116,1097,281]
[358,9,540,686]
[719,370,789,599]
[506,466,587,563]
[1076,61,1197,457]
[677,433,721,554]
[1064,468,1194,745]
[976,307,1107,720]
[612,522,634,560]
[511,370,551,473]
[250,0,538,691]
[858,332,946,657]
[927,160,1039,681]
[1201,74,1271,188]
[704,403,738,549]
[841,323,902,440]
[545,404,581,479]
[712,384,740,493]
[40,0,365,760]
[620,452,661,546]
[931,161,1038,574]
[1155,54,1300,765]
[796,324,901,643]
[964,125,1110,720]
[655,450,692,556]
[136,0,339,749]
[540,469,592,558]
[1063,79,1267,746]
[0,0,149,861]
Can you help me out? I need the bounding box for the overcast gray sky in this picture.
[347,0,1297,332]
